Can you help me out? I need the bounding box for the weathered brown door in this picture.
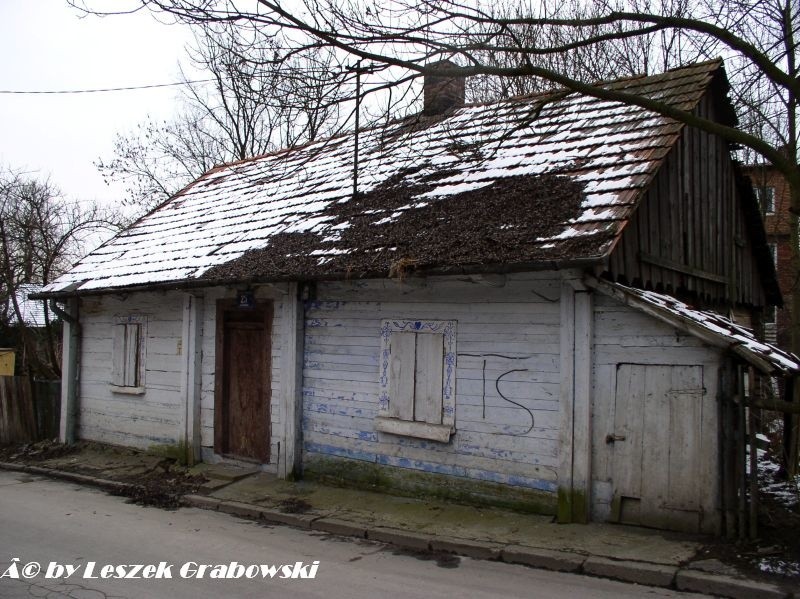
[214,300,272,462]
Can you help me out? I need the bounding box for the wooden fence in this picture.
[0,376,60,445]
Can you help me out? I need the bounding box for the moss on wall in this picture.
[303,454,557,515]
[147,439,194,466]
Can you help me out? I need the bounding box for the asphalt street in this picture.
[0,470,707,598]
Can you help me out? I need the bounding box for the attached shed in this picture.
[36,60,796,535]
[588,279,798,533]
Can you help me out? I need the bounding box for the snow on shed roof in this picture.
[592,279,800,375]
[43,61,723,296]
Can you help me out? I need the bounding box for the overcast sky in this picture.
[0,0,193,206]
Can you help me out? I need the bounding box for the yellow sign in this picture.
[0,349,15,376]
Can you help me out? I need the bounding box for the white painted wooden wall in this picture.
[73,274,724,531]
[77,285,288,470]
[78,292,186,448]
[302,272,562,493]
[591,293,721,532]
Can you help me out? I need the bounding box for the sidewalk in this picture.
[0,442,796,599]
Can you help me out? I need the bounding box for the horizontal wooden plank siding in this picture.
[77,292,186,448]
[301,273,562,493]
[76,284,287,462]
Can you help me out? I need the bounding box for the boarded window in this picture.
[112,317,145,391]
[377,320,456,442]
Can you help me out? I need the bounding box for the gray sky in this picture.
[0,0,193,206]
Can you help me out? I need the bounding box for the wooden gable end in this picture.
[607,92,770,310]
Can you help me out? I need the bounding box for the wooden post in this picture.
[558,275,593,523]
[719,365,737,539]
[180,294,203,465]
[736,367,747,540]
[788,379,800,478]
[558,279,576,523]
[279,282,305,479]
[747,374,759,540]
[572,288,593,523]
[58,298,79,445]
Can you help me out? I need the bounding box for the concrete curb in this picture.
[675,570,791,599]
[367,527,431,551]
[1,462,794,599]
[260,508,318,529]
[501,545,585,573]
[583,556,677,587]
[429,537,502,560]
[0,461,134,493]
[310,517,368,539]
[182,494,221,511]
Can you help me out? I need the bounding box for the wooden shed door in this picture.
[215,300,272,463]
[610,364,704,532]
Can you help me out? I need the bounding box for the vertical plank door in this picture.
[215,301,272,463]
[612,363,704,532]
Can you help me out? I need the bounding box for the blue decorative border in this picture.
[378,319,457,428]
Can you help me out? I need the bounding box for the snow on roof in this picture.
[607,281,800,375]
[43,61,723,296]
[8,284,51,327]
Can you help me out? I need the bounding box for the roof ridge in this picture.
[181,59,725,179]
[470,58,723,108]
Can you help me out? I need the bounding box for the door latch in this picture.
[605,434,626,444]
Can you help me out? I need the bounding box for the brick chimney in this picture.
[423,60,465,116]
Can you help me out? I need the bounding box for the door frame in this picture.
[213,298,273,462]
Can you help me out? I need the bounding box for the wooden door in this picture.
[610,364,704,532]
[214,300,272,462]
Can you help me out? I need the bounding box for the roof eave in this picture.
[34,255,608,301]
[586,275,798,376]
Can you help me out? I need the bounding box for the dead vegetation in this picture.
[0,440,207,510]
[0,438,80,462]
[109,468,208,509]
[278,497,313,514]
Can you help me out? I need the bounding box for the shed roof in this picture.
[43,61,725,296]
[590,278,800,375]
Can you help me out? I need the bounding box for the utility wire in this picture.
[0,79,214,95]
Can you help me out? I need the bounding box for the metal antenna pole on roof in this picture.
[353,60,362,198]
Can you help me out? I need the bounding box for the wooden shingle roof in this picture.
[43,60,725,296]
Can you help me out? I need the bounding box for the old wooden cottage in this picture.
[37,60,799,535]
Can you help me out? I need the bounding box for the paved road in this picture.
[0,470,706,598]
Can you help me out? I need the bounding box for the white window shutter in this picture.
[112,324,126,386]
[414,332,444,424]
[388,332,415,420]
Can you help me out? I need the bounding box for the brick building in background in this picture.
[742,164,794,348]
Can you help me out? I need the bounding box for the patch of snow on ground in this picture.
[759,557,800,577]
[758,448,800,509]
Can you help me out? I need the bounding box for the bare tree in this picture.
[98,22,345,210]
[90,0,796,341]
[0,169,120,377]
[465,0,711,102]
